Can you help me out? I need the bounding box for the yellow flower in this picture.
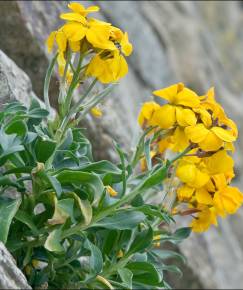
[185,123,236,151]
[153,83,200,108]
[213,186,243,217]
[169,127,189,152]
[176,160,209,189]
[203,150,234,175]
[177,185,213,205]
[149,83,199,129]
[85,51,128,83]
[61,18,115,50]
[106,185,118,197]
[138,102,161,127]
[91,107,102,118]
[67,2,99,17]
[191,206,218,233]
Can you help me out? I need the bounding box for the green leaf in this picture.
[140,164,168,191]
[144,138,152,170]
[172,227,191,241]
[48,198,75,225]
[0,198,21,243]
[160,264,182,277]
[127,227,153,255]
[54,170,104,205]
[113,141,127,196]
[34,137,56,163]
[68,192,92,225]
[118,268,133,289]
[93,210,146,230]
[84,239,103,275]
[5,120,27,137]
[15,210,39,235]
[127,261,162,286]
[152,249,186,263]
[44,228,64,252]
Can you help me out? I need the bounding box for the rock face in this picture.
[1,1,243,289]
[0,242,31,289]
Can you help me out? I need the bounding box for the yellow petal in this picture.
[191,207,217,233]
[176,162,197,184]
[177,185,194,201]
[62,22,86,42]
[60,12,87,24]
[199,130,223,151]
[106,185,118,197]
[91,107,102,118]
[86,25,116,50]
[120,32,133,56]
[153,83,184,103]
[211,127,237,142]
[69,40,81,52]
[213,186,243,217]
[194,108,212,128]
[185,124,209,143]
[175,88,200,108]
[150,104,176,129]
[176,107,197,127]
[56,30,67,52]
[138,102,161,127]
[46,31,56,53]
[195,188,213,205]
[68,2,99,16]
[190,169,210,189]
[204,150,234,175]
[170,127,189,152]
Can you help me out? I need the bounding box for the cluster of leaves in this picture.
[0,99,190,289]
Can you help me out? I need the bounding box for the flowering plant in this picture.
[0,3,242,289]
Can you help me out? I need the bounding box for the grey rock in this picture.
[0,241,31,289]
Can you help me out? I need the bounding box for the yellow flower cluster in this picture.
[138,83,243,232]
[46,2,132,83]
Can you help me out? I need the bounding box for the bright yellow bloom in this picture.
[61,18,115,50]
[153,83,200,108]
[106,185,118,197]
[203,150,234,175]
[148,83,199,130]
[176,160,209,189]
[169,127,189,152]
[185,123,236,151]
[85,51,128,83]
[91,107,102,118]
[138,102,161,127]
[67,2,99,16]
[191,206,218,233]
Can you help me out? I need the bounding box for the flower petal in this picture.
[185,124,209,143]
[153,83,184,103]
[150,104,176,129]
[175,88,200,108]
[211,127,237,142]
[199,130,223,151]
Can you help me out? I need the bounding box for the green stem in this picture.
[43,53,58,112]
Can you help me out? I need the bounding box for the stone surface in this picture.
[0,242,31,289]
[1,1,243,289]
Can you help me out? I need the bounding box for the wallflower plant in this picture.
[0,3,242,289]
